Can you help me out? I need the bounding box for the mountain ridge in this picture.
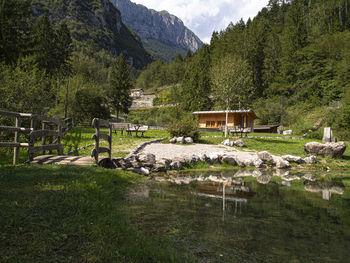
[111,0,203,61]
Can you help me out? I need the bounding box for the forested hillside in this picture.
[0,0,151,123]
[137,0,350,139]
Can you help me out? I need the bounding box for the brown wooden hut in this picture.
[193,110,258,130]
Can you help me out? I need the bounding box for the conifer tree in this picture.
[108,54,133,121]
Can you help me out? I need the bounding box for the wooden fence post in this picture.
[41,121,46,155]
[13,116,21,165]
[108,124,112,159]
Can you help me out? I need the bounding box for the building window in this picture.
[206,121,210,127]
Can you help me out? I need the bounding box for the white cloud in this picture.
[131,0,269,43]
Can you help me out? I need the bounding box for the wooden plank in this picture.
[32,114,66,127]
[97,147,110,154]
[28,144,63,154]
[30,130,62,141]
[98,119,110,128]
[91,118,109,128]
[0,142,29,147]
[0,110,32,118]
[0,126,33,133]
[13,117,20,165]
[92,133,110,143]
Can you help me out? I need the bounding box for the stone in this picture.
[138,153,156,164]
[176,137,185,144]
[222,139,231,146]
[130,160,142,168]
[140,167,150,176]
[185,137,194,144]
[98,158,116,169]
[272,156,291,169]
[197,153,209,162]
[303,155,317,164]
[257,151,274,163]
[222,155,236,165]
[157,158,171,169]
[232,139,245,147]
[169,137,177,143]
[170,161,183,170]
[282,155,305,164]
[252,157,264,168]
[304,141,346,158]
[283,130,293,135]
[208,153,220,164]
[112,157,123,167]
[152,164,166,172]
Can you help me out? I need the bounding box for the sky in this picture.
[131,0,269,43]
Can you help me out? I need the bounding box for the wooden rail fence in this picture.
[91,118,112,164]
[0,110,68,164]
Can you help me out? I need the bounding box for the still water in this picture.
[126,170,350,263]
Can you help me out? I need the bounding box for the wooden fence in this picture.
[0,110,68,164]
[91,118,112,164]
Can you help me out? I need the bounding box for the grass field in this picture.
[0,165,192,263]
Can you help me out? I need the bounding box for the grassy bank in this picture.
[0,165,192,263]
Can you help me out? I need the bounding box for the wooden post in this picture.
[57,125,62,155]
[108,124,112,159]
[42,121,46,155]
[13,116,21,165]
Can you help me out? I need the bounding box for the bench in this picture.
[110,122,130,135]
[126,125,148,137]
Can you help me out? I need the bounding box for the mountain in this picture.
[111,0,203,62]
[31,0,152,69]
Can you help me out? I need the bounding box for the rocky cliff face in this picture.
[32,0,152,68]
[111,0,203,60]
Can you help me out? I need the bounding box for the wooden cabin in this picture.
[193,110,258,130]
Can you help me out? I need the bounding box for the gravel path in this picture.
[140,143,238,160]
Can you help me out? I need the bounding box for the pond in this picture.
[125,169,350,263]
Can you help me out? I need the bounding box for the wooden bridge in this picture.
[0,110,116,166]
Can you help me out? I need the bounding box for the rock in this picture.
[98,158,117,169]
[283,130,293,135]
[152,164,166,172]
[232,152,263,168]
[304,141,346,158]
[222,155,236,165]
[197,153,209,162]
[169,137,177,143]
[208,153,220,164]
[257,151,274,163]
[112,157,123,167]
[157,158,171,169]
[125,154,139,162]
[170,161,183,170]
[282,155,305,164]
[176,137,185,144]
[252,158,264,168]
[272,156,291,169]
[222,139,231,146]
[303,155,317,164]
[130,160,142,168]
[233,139,245,147]
[138,153,156,164]
[140,167,150,176]
[184,137,194,144]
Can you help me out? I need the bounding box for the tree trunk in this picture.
[56,67,61,106]
[339,0,343,27]
[225,98,229,138]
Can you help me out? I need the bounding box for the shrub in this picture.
[167,115,200,141]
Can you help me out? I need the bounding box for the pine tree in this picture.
[108,54,133,120]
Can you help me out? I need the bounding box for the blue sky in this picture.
[131,0,269,43]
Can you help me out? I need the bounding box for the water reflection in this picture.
[154,169,345,201]
[126,170,350,262]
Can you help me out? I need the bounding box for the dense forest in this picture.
[1,0,350,139]
[135,0,350,139]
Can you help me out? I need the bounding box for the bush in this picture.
[167,116,200,141]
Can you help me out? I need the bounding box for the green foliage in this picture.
[167,114,200,141]
[107,54,133,119]
[0,57,54,114]
[329,87,350,140]
[142,38,187,62]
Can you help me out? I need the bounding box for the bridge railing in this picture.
[0,110,67,164]
[91,118,112,164]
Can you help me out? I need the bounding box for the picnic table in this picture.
[126,125,148,137]
[220,126,252,137]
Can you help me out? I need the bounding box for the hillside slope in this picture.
[32,0,152,68]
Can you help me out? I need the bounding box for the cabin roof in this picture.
[193,110,258,119]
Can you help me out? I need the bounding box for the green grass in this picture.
[0,165,192,263]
